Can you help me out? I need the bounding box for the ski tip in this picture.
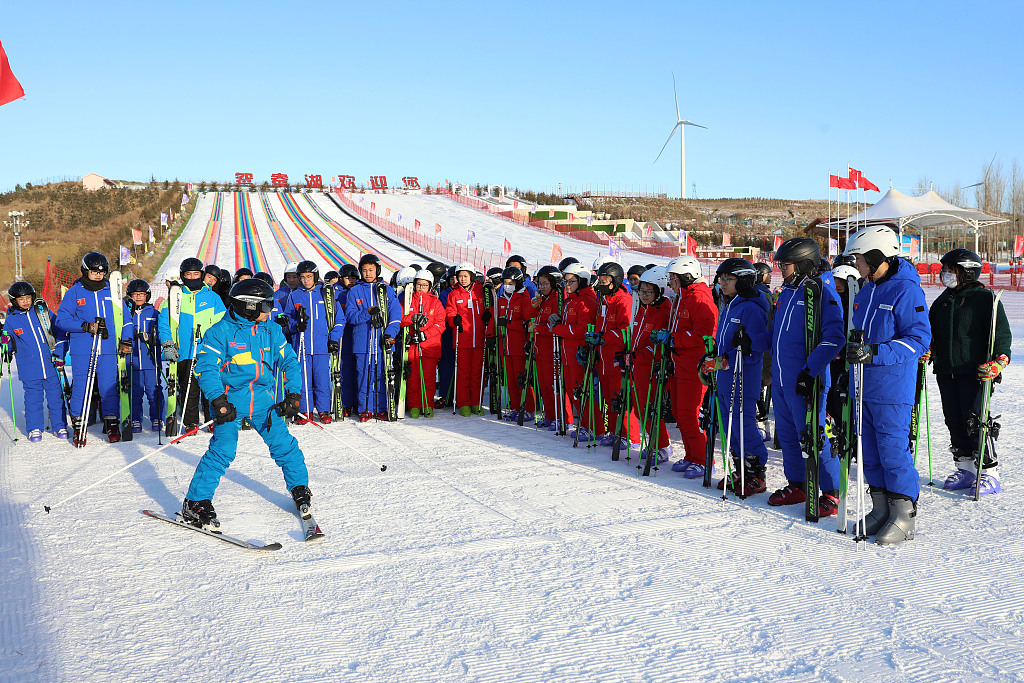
[261,542,284,551]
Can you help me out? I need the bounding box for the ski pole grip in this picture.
[850,329,864,344]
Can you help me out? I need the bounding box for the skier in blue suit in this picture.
[711,258,771,497]
[180,278,311,530]
[766,238,846,516]
[844,226,931,546]
[336,264,360,415]
[345,254,400,420]
[1,281,69,442]
[123,279,163,433]
[285,260,345,424]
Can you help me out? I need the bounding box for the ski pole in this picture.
[43,420,215,513]
[179,325,201,428]
[452,325,460,414]
[736,342,745,499]
[850,330,867,543]
[724,350,740,501]
[297,412,387,471]
[4,354,16,443]
[77,322,103,447]
[923,374,933,486]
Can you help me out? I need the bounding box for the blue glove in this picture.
[651,329,672,345]
[584,330,604,346]
[576,346,589,366]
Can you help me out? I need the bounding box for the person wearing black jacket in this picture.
[929,249,1011,495]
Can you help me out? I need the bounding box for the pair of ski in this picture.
[143,507,324,551]
[378,281,411,422]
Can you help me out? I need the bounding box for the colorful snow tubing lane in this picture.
[259,192,304,266]
[301,194,403,272]
[277,193,355,270]
[234,192,269,274]
[197,192,223,265]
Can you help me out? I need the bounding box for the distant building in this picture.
[82,173,118,191]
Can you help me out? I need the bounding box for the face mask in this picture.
[941,271,959,289]
[182,276,203,292]
[503,283,516,295]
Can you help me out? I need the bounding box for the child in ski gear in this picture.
[157,257,226,432]
[665,256,719,477]
[929,248,1011,496]
[445,262,487,416]
[285,260,345,424]
[713,258,772,496]
[845,227,931,545]
[435,266,457,409]
[54,252,128,445]
[400,271,446,417]
[505,255,538,297]
[125,279,162,432]
[550,263,597,437]
[335,263,359,415]
[2,282,69,442]
[531,266,572,430]
[181,278,311,530]
[496,266,538,420]
[274,262,299,311]
[345,254,400,420]
[766,238,846,516]
[627,267,672,460]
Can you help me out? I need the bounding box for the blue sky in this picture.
[1,1,1021,200]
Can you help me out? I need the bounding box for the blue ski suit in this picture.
[771,274,846,491]
[851,258,931,500]
[337,287,358,408]
[345,279,401,413]
[285,284,346,413]
[715,290,771,464]
[3,305,68,434]
[55,279,127,420]
[185,310,309,502]
[126,302,161,426]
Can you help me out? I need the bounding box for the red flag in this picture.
[848,167,862,183]
[1014,235,1023,259]
[773,235,783,253]
[722,232,731,247]
[434,223,442,235]
[858,176,880,192]
[550,244,563,264]
[685,232,698,257]
[502,238,511,255]
[837,177,857,190]
[414,219,421,231]
[0,41,25,107]
[829,175,840,188]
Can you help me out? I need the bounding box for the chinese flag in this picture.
[0,40,25,107]
[858,176,880,192]
[848,167,862,183]
[829,175,840,188]
[837,177,857,190]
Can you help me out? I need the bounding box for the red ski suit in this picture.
[401,291,446,411]
[587,285,635,438]
[669,281,719,463]
[533,290,573,423]
[628,297,672,448]
[496,288,537,413]
[550,286,597,427]
[445,282,485,408]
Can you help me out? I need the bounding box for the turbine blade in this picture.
[672,73,681,120]
[681,120,708,130]
[654,123,682,164]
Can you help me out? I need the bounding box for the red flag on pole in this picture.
[0,40,25,107]
[837,176,857,190]
[848,167,862,183]
[502,238,511,255]
[829,175,841,188]
[773,235,783,253]
[434,223,442,235]
[1014,235,1023,259]
[414,219,421,231]
[550,244,563,264]
[857,176,880,192]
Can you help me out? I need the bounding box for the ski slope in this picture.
[156,192,425,282]
[349,192,674,272]
[3,292,1024,682]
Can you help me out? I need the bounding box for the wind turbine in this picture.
[654,74,706,199]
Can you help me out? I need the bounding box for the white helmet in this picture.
[592,254,619,272]
[667,256,702,282]
[832,265,860,282]
[563,262,590,285]
[414,270,434,287]
[454,261,475,275]
[638,266,669,295]
[844,226,899,258]
[396,265,417,287]
[284,261,299,274]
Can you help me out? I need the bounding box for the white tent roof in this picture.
[830,188,1007,231]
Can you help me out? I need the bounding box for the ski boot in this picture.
[373,411,390,421]
[295,414,310,426]
[132,420,143,434]
[318,411,333,425]
[641,445,672,464]
[358,411,373,422]
[291,485,313,520]
[104,417,121,443]
[973,472,1001,496]
[29,429,43,443]
[408,408,420,419]
[71,417,87,448]
[470,406,485,416]
[860,486,889,536]
[875,494,916,545]
[818,491,840,518]
[151,419,163,433]
[718,454,767,497]
[422,407,434,418]
[671,460,707,479]
[943,468,975,490]
[55,428,70,441]
[459,406,472,417]
[768,482,807,507]
[180,499,219,530]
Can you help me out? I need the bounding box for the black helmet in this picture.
[410,263,422,271]
[203,264,222,280]
[216,268,231,293]
[626,264,647,279]
[81,252,110,277]
[774,237,821,279]
[486,267,504,284]
[534,264,563,288]
[444,265,457,284]
[753,262,772,284]
[233,267,254,283]
[338,263,359,280]
[359,253,381,278]
[323,270,340,282]
[501,266,525,291]
[253,271,274,286]
[425,261,447,287]
[228,278,276,321]
[940,248,983,283]
[558,256,580,272]
[296,260,319,284]
[817,258,832,275]
[180,257,204,278]
[595,262,625,296]
[126,278,151,303]
[7,281,35,304]
[505,254,527,272]
[716,257,757,293]
[833,254,856,269]
[645,263,657,271]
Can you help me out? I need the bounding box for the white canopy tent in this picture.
[827,188,1007,253]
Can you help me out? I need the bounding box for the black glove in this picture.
[411,330,427,344]
[497,316,509,328]
[846,343,875,364]
[279,392,301,418]
[371,311,385,329]
[482,310,493,326]
[118,340,132,356]
[327,339,340,353]
[731,327,752,356]
[382,334,394,347]
[295,319,308,333]
[211,395,237,424]
[523,341,533,355]
[368,306,380,317]
[547,313,561,326]
[412,313,428,328]
[794,369,815,399]
[276,315,289,331]
[452,314,463,332]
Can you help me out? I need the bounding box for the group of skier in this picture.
[1,223,1011,544]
